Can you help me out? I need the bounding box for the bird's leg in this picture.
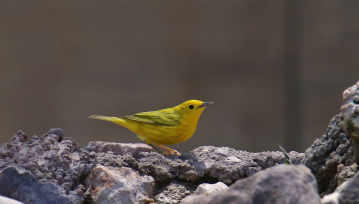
[148,143,164,154]
[148,143,182,156]
[158,144,182,156]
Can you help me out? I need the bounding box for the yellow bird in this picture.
[89,100,213,156]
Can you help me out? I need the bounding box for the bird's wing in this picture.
[123,110,181,126]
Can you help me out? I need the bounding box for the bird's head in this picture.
[176,100,213,120]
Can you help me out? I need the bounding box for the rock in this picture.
[154,182,227,204]
[0,195,24,204]
[340,81,359,173]
[84,142,154,156]
[180,165,320,204]
[122,146,304,185]
[321,192,341,204]
[193,182,228,195]
[180,182,228,203]
[187,146,304,184]
[0,166,79,204]
[340,81,359,140]
[322,169,359,204]
[0,129,90,203]
[48,128,65,140]
[85,165,155,204]
[0,129,307,204]
[335,163,358,187]
[154,182,194,204]
[303,115,355,194]
[303,82,359,195]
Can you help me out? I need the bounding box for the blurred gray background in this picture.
[1,1,358,152]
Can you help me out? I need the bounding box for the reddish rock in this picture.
[85,165,155,204]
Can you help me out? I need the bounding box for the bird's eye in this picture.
[189,105,194,109]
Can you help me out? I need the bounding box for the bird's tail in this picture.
[89,115,125,125]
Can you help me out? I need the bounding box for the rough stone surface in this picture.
[180,165,320,204]
[3,82,359,203]
[322,169,359,204]
[193,182,228,195]
[303,115,356,194]
[0,195,24,204]
[0,166,79,204]
[154,182,194,204]
[0,129,90,203]
[0,129,308,204]
[85,145,303,203]
[116,146,304,185]
[85,165,155,204]
[340,81,359,140]
[85,141,154,156]
[335,163,358,187]
[181,182,228,203]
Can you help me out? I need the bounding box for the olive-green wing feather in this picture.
[123,110,181,126]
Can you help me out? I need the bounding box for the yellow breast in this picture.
[122,119,196,145]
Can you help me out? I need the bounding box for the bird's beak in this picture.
[198,101,214,108]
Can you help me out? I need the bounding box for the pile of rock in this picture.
[1,81,359,204]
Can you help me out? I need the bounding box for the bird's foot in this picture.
[148,143,182,156]
[158,144,182,156]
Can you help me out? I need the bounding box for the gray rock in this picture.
[180,165,320,204]
[303,115,355,194]
[322,169,359,204]
[90,144,304,203]
[335,163,358,187]
[187,146,304,184]
[122,146,304,185]
[85,141,154,156]
[338,171,359,204]
[0,166,78,204]
[182,190,250,204]
[0,129,90,203]
[154,182,194,204]
[193,182,228,195]
[180,182,228,204]
[0,195,24,204]
[308,81,359,196]
[321,192,341,204]
[340,81,359,140]
[85,165,155,204]
[0,130,306,203]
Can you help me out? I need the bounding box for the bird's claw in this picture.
[163,149,182,156]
